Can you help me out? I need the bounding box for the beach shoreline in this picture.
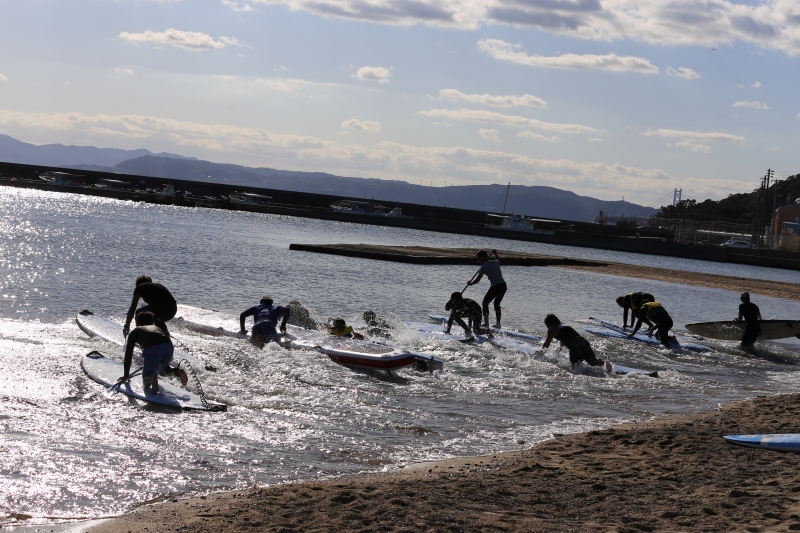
[90,393,800,532]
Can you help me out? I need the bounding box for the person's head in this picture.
[363,311,377,324]
[136,275,152,286]
[135,311,155,327]
[740,292,750,302]
[544,313,561,328]
[450,291,463,304]
[476,250,488,264]
[260,296,273,306]
[332,318,346,329]
[616,296,625,308]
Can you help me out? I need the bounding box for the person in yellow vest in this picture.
[629,302,678,347]
[327,318,365,340]
[615,292,654,328]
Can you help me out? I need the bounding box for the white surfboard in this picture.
[686,320,800,341]
[427,313,542,342]
[81,351,226,411]
[77,310,214,371]
[585,318,712,352]
[723,434,800,452]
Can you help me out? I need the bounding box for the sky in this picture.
[0,0,798,205]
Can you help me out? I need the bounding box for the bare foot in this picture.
[178,368,188,387]
[152,376,159,394]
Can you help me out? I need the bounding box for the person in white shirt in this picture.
[467,250,507,329]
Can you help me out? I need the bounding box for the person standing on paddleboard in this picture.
[616,292,655,328]
[735,292,762,349]
[445,292,486,341]
[467,250,507,329]
[542,314,612,372]
[120,311,188,394]
[240,297,290,348]
[123,276,178,337]
[629,302,679,347]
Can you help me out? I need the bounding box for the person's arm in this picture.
[279,307,290,333]
[622,306,629,328]
[468,272,483,286]
[121,329,139,379]
[757,312,762,320]
[542,329,555,349]
[122,292,141,336]
[735,310,743,322]
[240,307,255,333]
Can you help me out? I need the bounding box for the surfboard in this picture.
[76,310,214,371]
[81,351,226,411]
[427,314,542,342]
[612,364,658,377]
[584,319,712,352]
[686,320,800,341]
[723,434,800,452]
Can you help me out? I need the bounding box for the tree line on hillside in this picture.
[658,174,800,224]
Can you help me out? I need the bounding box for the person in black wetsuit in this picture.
[543,314,612,371]
[468,250,507,329]
[123,276,177,337]
[629,302,679,348]
[445,292,486,341]
[120,311,188,393]
[735,292,762,349]
[616,292,655,328]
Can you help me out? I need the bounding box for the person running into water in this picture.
[240,297,290,348]
[616,292,655,328]
[629,302,679,347]
[735,292,762,349]
[542,314,612,372]
[120,311,188,394]
[445,292,486,341]
[287,300,318,330]
[467,250,507,329]
[327,318,364,339]
[123,276,178,337]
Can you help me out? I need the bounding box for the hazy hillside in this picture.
[0,134,657,222]
[0,134,195,168]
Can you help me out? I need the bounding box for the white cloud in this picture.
[766,146,780,151]
[517,131,558,142]
[588,137,603,142]
[275,65,289,71]
[0,74,7,81]
[254,77,339,91]
[439,89,546,109]
[341,118,381,132]
[117,28,245,51]
[479,128,500,142]
[752,81,762,88]
[0,108,752,203]
[353,66,391,84]
[420,108,597,133]
[478,39,659,73]
[674,141,712,153]
[644,129,745,144]
[732,100,769,110]
[797,113,800,119]
[666,67,701,79]
[115,68,135,76]
[251,0,800,57]
[222,0,255,11]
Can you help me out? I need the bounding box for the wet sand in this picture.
[91,393,800,532]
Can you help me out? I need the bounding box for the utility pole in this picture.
[752,169,773,249]
[673,188,682,206]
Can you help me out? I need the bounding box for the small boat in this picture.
[39,171,82,186]
[229,192,272,206]
[330,200,404,217]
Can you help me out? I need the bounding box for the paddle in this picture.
[105,366,143,398]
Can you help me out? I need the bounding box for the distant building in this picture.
[771,199,800,251]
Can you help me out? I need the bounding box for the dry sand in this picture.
[91,393,800,533]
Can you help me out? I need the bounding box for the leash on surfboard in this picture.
[175,358,222,412]
[170,334,218,372]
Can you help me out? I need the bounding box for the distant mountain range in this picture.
[0,134,657,222]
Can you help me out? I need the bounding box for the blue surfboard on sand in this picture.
[723,434,800,452]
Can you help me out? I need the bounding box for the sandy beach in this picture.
[91,393,800,532]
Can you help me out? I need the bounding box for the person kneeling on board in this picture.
[327,318,365,339]
[240,297,290,348]
[445,292,487,341]
[735,292,762,349]
[121,311,188,393]
[616,292,655,329]
[629,302,679,347]
[543,314,612,372]
[467,250,507,329]
[123,275,178,338]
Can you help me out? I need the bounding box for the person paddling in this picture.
[616,292,655,328]
[240,297,290,348]
[629,302,679,347]
[123,275,177,337]
[120,311,188,394]
[467,250,507,329]
[542,314,612,372]
[735,292,762,349]
[445,291,486,341]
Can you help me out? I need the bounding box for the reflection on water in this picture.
[1,188,799,528]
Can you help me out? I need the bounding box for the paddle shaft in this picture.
[461,249,498,295]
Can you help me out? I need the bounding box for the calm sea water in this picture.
[2,187,800,528]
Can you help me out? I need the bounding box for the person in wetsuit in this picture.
[629,302,678,348]
[240,297,290,348]
[468,250,507,329]
[445,291,486,340]
[616,292,655,328]
[123,276,177,337]
[120,311,188,393]
[286,300,318,330]
[542,314,612,371]
[327,318,365,339]
[735,292,762,349]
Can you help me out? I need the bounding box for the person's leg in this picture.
[453,316,470,335]
[481,291,492,327]
[151,373,160,394]
[657,317,673,347]
[492,284,507,327]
